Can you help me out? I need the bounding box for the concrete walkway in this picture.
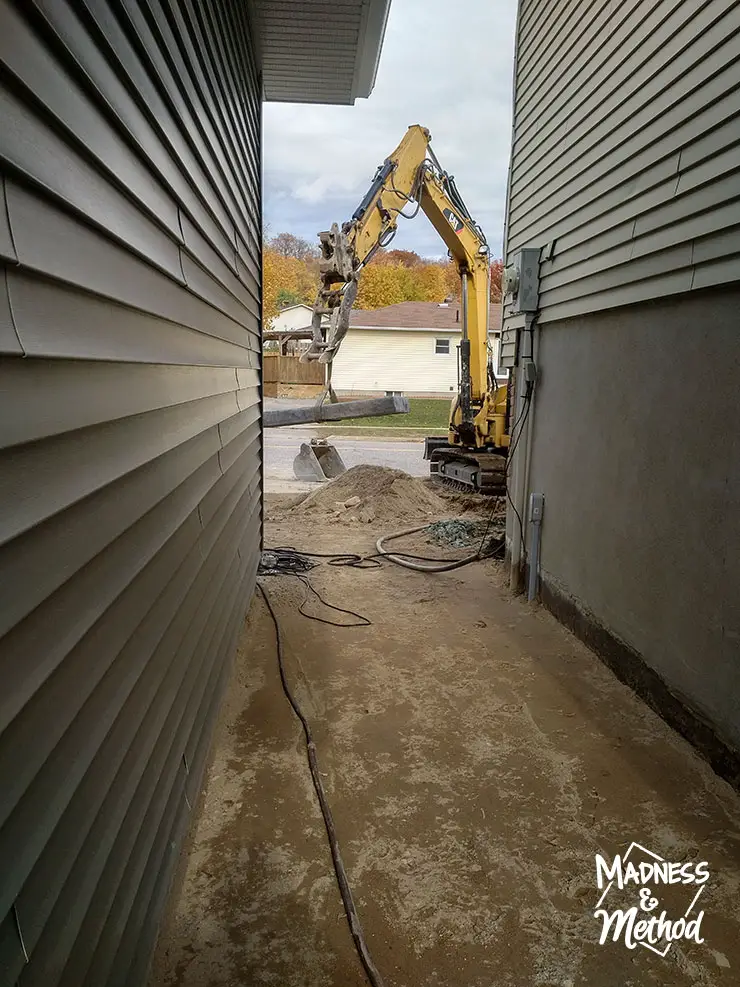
[150,520,740,987]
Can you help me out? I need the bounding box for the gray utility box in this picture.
[503,247,540,315]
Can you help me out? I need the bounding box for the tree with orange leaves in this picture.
[489,259,504,303]
[263,247,316,321]
[442,258,504,303]
[262,231,505,318]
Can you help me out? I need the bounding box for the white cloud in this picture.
[292,178,331,206]
[263,0,517,259]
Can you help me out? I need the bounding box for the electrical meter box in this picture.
[502,247,540,315]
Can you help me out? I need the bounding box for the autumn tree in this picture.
[268,231,318,262]
[443,259,460,299]
[352,256,450,308]
[413,263,448,303]
[262,231,493,317]
[490,259,504,303]
[355,263,407,309]
[383,248,423,268]
[263,247,318,321]
[441,258,504,303]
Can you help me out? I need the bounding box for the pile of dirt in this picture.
[425,480,501,515]
[292,465,449,523]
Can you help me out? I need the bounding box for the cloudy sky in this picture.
[263,0,517,260]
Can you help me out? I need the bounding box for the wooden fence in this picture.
[263,354,324,396]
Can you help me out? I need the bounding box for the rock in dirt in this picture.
[292,465,448,521]
[425,517,506,556]
[427,518,495,548]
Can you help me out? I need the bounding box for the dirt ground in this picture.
[150,494,740,987]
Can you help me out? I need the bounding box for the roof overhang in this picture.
[254,0,392,104]
[350,325,463,333]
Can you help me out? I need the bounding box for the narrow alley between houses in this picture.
[151,484,740,987]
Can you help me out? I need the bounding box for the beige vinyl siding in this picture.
[504,0,740,327]
[332,330,460,394]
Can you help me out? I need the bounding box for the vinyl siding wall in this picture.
[504,0,740,327]
[332,329,461,395]
[268,306,317,332]
[504,0,740,761]
[0,2,261,985]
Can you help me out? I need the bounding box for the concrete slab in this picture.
[150,518,740,987]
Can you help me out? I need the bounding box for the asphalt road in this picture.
[263,427,428,492]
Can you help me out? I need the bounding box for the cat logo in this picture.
[443,208,464,234]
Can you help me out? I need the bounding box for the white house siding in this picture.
[332,329,460,395]
[268,305,315,332]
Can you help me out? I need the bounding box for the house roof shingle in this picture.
[349,300,502,331]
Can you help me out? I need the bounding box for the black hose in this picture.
[257,583,386,987]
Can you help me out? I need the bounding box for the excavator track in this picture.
[427,446,507,494]
[433,477,473,494]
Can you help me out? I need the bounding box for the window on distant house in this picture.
[435,338,450,355]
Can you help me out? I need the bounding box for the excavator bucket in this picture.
[293,439,347,482]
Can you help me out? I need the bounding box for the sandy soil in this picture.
[150,496,740,987]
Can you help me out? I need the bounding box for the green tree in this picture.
[276,288,303,309]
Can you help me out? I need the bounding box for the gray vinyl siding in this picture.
[504,0,740,324]
[0,1,261,985]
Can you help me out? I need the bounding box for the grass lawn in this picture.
[332,397,451,430]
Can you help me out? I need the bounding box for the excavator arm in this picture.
[303,125,509,487]
[302,126,433,367]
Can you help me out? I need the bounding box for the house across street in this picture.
[266,300,504,397]
[333,300,503,396]
[267,303,325,336]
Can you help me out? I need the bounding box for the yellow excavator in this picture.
[301,125,510,493]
